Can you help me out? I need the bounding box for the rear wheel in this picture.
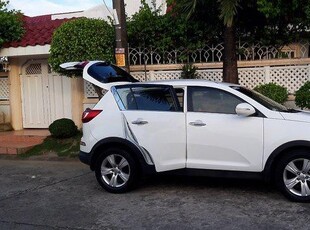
[275,151,310,202]
[95,148,139,193]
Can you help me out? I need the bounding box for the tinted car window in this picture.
[188,86,244,114]
[174,88,184,111]
[116,86,179,111]
[87,62,138,83]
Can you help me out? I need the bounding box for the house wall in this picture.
[1,56,85,130]
[125,0,167,16]
[9,58,23,130]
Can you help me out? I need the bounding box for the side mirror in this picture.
[235,103,256,117]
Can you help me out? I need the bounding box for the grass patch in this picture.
[19,132,82,159]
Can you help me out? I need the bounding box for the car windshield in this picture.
[231,86,291,112]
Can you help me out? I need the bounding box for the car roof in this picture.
[129,79,240,88]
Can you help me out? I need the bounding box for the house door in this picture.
[21,61,72,128]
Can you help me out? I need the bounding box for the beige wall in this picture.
[8,58,23,130]
[71,77,84,129]
[4,57,86,130]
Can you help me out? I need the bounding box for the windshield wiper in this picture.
[285,108,301,113]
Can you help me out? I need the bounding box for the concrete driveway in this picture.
[0,159,309,230]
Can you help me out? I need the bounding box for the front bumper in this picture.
[79,151,91,166]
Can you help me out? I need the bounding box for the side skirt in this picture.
[158,168,263,180]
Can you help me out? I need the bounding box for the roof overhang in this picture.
[0,45,50,57]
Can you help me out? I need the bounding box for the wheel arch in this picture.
[263,140,310,182]
[89,137,156,174]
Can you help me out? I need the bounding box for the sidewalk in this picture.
[0,129,50,155]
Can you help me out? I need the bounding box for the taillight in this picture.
[82,108,102,123]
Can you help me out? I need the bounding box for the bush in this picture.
[181,63,198,79]
[254,83,288,104]
[49,118,78,138]
[295,81,310,109]
[49,18,114,77]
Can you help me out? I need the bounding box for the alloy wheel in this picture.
[283,158,310,197]
[101,154,130,188]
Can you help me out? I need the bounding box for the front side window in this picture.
[188,86,244,114]
[115,85,179,112]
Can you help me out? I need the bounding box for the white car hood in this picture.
[280,110,310,123]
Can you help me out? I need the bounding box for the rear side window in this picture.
[115,85,179,111]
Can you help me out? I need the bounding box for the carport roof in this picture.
[3,14,72,48]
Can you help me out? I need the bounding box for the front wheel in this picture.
[95,148,139,193]
[275,151,310,202]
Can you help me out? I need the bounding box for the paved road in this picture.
[0,159,309,230]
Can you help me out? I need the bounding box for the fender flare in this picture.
[263,140,310,181]
[89,137,156,174]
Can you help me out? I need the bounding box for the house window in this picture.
[0,76,9,100]
[26,63,42,75]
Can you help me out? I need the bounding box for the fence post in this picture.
[264,66,271,83]
[149,70,155,81]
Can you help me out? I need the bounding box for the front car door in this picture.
[186,86,264,172]
[113,85,186,172]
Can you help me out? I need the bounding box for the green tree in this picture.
[173,0,239,83]
[49,17,114,98]
[172,0,310,83]
[220,0,240,84]
[0,0,24,46]
[127,1,214,51]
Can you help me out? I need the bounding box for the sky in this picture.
[8,0,113,16]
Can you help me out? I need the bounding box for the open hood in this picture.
[60,61,138,90]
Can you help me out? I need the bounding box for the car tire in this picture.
[275,150,310,202]
[95,148,139,193]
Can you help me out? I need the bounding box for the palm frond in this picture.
[178,0,198,20]
[218,0,241,27]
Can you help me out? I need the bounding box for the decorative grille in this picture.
[84,65,310,97]
[129,42,309,65]
[270,66,309,93]
[0,77,9,100]
[25,63,42,75]
[84,81,98,98]
[238,68,266,89]
[48,64,52,74]
[154,71,181,80]
[131,72,149,82]
[197,69,223,82]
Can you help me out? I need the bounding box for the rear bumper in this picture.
[79,151,91,166]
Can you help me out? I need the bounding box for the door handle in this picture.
[189,120,206,127]
[132,118,148,125]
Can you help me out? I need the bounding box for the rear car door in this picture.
[114,85,186,172]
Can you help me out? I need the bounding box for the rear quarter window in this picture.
[115,86,179,112]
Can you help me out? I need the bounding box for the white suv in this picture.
[62,61,310,202]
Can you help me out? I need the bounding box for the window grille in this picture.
[0,77,9,100]
[25,63,42,75]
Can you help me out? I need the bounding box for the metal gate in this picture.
[21,61,72,128]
